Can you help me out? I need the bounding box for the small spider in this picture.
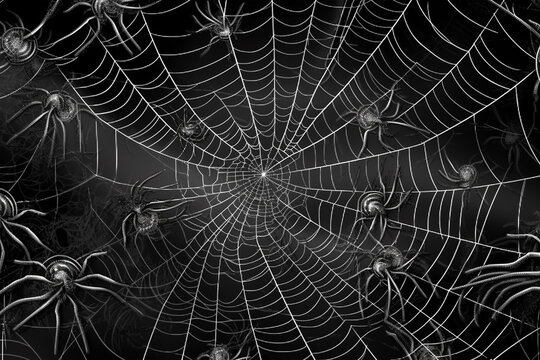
[385,319,452,360]
[0,188,51,272]
[453,232,540,324]
[352,166,411,241]
[117,170,191,247]
[341,84,429,156]
[175,108,208,144]
[345,244,433,321]
[6,87,94,160]
[63,0,161,56]
[0,252,143,355]
[197,332,253,360]
[192,0,245,56]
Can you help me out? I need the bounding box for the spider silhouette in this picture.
[0,188,51,272]
[453,232,540,324]
[352,166,411,241]
[175,108,208,144]
[193,0,245,56]
[344,244,433,321]
[341,84,429,156]
[197,331,253,360]
[0,252,143,355]
[385,319,452,360]
[117,170,191,247]
[6,86,95,160]
[63,0,161,56]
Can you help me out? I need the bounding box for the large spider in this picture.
[341,84,429,157]
[197,331,253,360]
[117,171,191,247]
[192,0,245,56]
[175,108,208,144]
[63,0,161,56]
[384,319,452,360]
[345,244,433,321]
[0,188,51,272]
[352,166,411,241]
[6,87,94,160]
[453,232,540,324]
[0,252,143,355]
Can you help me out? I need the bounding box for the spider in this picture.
[63,0,161,57]
[0,252,142,354]
[481,107,538,175]
[352,166,411,241]
[6,87,94,160]
[384,319,452,360]
[175,108,208,144]
[341,84,429,157]
[345,244,433,322]
[197,331,253,360]
[192,0,245,56]
[117,170,191,247]
[0,188,51,272]
[453,232,540,324]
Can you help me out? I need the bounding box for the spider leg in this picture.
[377,126,393,151]
[54,299,61,355]
[384,168,401,206]
[345,267,370,282]
[492,278,537,310]
[115,0,161,10]
[384,276,392,322]
[507,233,540,245]
[493,286,540,320]
[385,327,414,360]
[466,252,540,273]
[132,169,165,197]
[75,18,101,57]
[13,289,62,331]
[6,101,42,124]
[119,12,141,51]
[385,120,429,134]
[4,220,52,252]
[452,272,536,291]
[78,251,108,276]
[9,209,47,220]
[25,0,62,38]
[6,110,50,145]
[0,238,4,272]
[74,283,143,316]
[1,223,31,260]
[386,270,406,321]
[196,354,211,360]
[192,15,213,31]
[380,83,397,114]
[64,1,92,13]
[384,190,411,211]
[200,37,220,56]
[0,291,55,319]
[122,213,134,247]
[394,271,428,298]
[67,295,90,354]
[104,13,133,56]
[195,1,220,25]
[76,273,128,287]
[438,170,461,184]
[0,275,55,295]
[55,118,67,159]
[357,128,372,157]
[229,2,245,28]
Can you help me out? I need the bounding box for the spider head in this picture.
[360,192,386,217]
[213,24,231,40]
[134,210,159,235]
[357,106,382,130]
[0,190,17,219]
[94,0,122,19]
[503,130,521,146]
[457,164,477,188]
[1,27,37,65]
[46,92,78,122]
[372,246,403,278]
[209,345,230,360]
[46,258,80,293]
[180,123,197,137]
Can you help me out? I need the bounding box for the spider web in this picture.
[0,0,540,359]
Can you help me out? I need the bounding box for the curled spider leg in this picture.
[4,221,53,252]
[1,224,31,260]
[506,233,540,245]
[0,275,54,295]
[386,269,406,321]
[74,284,143,316]
[453,271,539,290]
[67,295,89,354]
[78,251,107,276]
[0,290,57,324]
[494,286,540,320]
[466,252,540,273]
[54,299,61,355]
[357,128,372,157]
[377,127,393,151]
[10,209,47,219]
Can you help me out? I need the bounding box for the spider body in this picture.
[118,170,191,247]
[342,84,428,156]
[7,87,89,160]
[197,332,253,360]
[209,345,230,360]
[193,0,245,56]
[176,109,208,144]
[0,252,142,355]
[0,188,50,271]
[1,27,37,65]
[371,245,403,278]
[63,0,160,56]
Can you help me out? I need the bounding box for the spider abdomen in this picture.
[360,192,386,217]
[357,106,381,130]
[457,164,477,188]
[372,246,403,278]
[135,211,159,235]
[1,27,37,64]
